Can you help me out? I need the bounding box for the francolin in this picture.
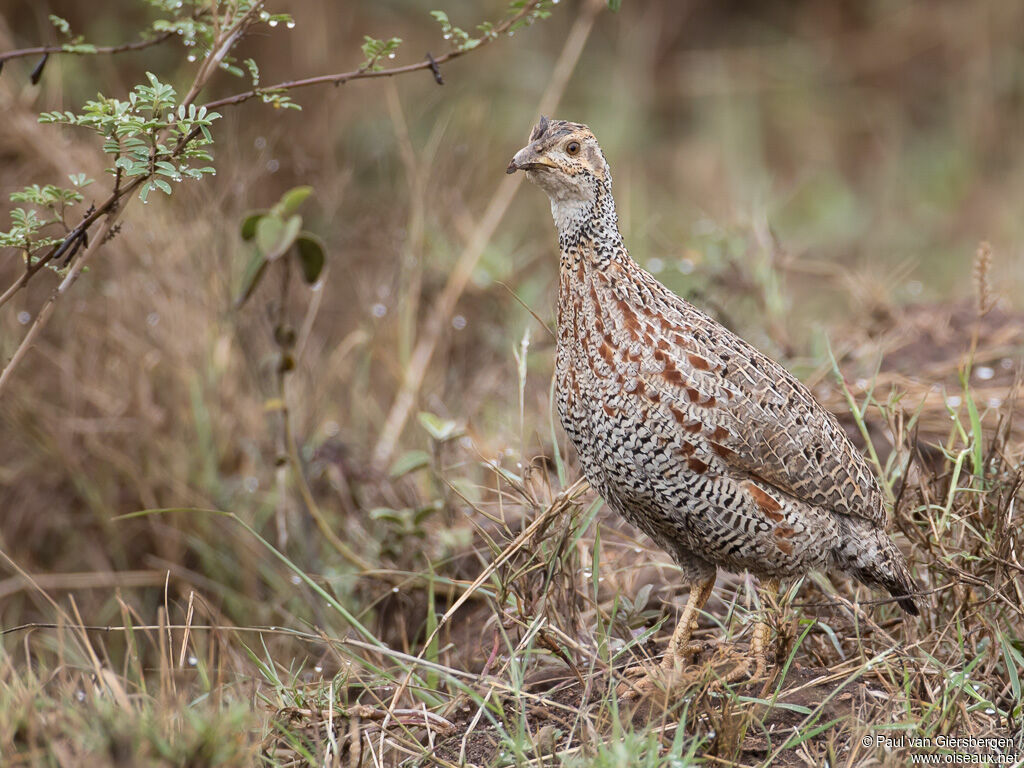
[506,116,918,694]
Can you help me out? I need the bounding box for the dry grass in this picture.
[1,0,1024,765]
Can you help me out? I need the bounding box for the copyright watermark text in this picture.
[864,734,1019,764]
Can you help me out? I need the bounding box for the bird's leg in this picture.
[618,574,715,699]
[723,577,779,683]
[662,574,716,673]
[751,577,779,679]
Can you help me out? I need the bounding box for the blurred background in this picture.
[1,0,1023,664]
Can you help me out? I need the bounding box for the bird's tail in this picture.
[832,516,920,615]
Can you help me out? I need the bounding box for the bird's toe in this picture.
[709,642,772,685]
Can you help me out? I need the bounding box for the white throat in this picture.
[550,196,594,236]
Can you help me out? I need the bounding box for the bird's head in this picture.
[506,116,612,207]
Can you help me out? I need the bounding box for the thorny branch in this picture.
[0,30,179,66]
[0,0,545,396]
[202,0,540,112]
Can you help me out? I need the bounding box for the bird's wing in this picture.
[639,281,888,528]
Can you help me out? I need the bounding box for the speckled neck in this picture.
[553,178,628,273]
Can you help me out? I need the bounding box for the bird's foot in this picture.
[616,663,698,701]
[708,641,770,685]
[615,642,705,701]
[617,641,771,700]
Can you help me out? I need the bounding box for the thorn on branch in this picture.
[102,224,122,245]
[426,53,444,85]
[30,53,48,85]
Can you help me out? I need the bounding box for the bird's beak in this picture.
[506,144,554,174]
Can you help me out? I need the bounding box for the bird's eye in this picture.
[566,141,581,156]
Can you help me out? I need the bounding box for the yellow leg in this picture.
[724,577,779,683]
[661,574,716,672]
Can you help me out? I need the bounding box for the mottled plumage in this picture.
[507,117,918,684]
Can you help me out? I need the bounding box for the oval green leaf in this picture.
[255,215,283,256]
[256,214,301,260]
[295,233,326,283]
[275,185,313,217]
[417,411,462,442]
[389,450,431,478]
[240,210,267,240]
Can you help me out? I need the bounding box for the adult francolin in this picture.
[506,116,918,693]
